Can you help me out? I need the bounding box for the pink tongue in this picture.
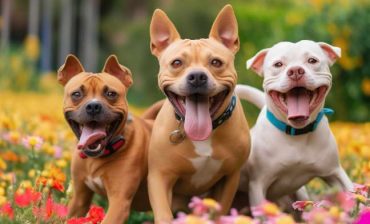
[287,88,310,120]
[77,126,106,149]
[184,96,212,141]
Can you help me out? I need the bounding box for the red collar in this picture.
[79,135,126,159]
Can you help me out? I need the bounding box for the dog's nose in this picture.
[287,66,305,81]
[86,102,102,116]
[187,72,208,87]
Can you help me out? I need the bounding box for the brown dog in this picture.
[58,55,152,223]
[148,5,251,223]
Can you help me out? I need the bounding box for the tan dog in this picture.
[58,55,152,223]
[148,5,251,223]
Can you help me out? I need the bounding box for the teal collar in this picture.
[266,108,334,136]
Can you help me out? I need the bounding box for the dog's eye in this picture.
[171,59,182,69]
[273,62,283,68]
[308,58,318,64]
[71,91,82,100]
[106,91,118,99]
[211,59,223,68]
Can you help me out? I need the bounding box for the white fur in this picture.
[85,176,105,193]
[190,140,223,188]
[237,40,353,207]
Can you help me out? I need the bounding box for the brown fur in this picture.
[59,55,154,223]
[148,5,251,223]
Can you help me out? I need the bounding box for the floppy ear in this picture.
[318,42,341,66]
[246,48,269,77]
[102,55,133,88]
[209,4,239,53]
[150,9,181,57]
[57,54,85,86]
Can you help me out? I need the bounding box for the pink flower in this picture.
[292,201,314,211]
[188,197,221,216]
[354,183,369,197]
[53,145,63,158]
[355,209,370,224]
[22,135,44,150]
[219,209,256,224]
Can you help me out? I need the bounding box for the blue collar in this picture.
[266,108,334,136]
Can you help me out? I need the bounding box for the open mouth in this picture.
[165,89,229,141]
[269,86,328,123]
[67,116,122,155]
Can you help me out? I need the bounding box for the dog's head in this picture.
[150,5,239,141]
[247,40,340,128]
[58,55,132,153]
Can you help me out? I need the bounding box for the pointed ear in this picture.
[209,4,239,53]
[246,48,269,77]
[57,54,85,86]
[102,55,133,88]
[150,9,181,57]
[318,42,341,66]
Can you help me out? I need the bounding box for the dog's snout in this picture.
[287,66,305,81]
[187,72,208,87]
[86,102,102,116]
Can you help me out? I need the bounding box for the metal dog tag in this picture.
[169,130,185,144]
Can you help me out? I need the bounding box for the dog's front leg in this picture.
[248,179,266,208]
[148,170,177,224]
[322,167,353,191]
[212,171,240,215]
[102,172,142,224]
[68,178,94,218]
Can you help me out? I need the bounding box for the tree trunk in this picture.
[0,0,11,53]
[79,0,100,72]
[40,0,53,72]
[58,0,74,67]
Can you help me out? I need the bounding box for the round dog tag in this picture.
[169,130,185,144]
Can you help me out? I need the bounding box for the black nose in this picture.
[187,72,208,87]
[86,102,102,116]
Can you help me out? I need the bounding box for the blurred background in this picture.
[0,0,369,123]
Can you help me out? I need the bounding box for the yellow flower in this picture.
[262,202,280,216]
[28,169,36,178]
[362,78,370,96]
[0,159,6,170]
[202,198,220,210]
[235,216,253,224]
[329,206,340,219]
[355,194,367,203]
[19,180,32,189]
[56,159,67,168]
[8,131,21,144]
[0,195,7,206]
[185,215,207,224]
[0,187,5,196]
[275,215,295,224]
[24,35,40,60]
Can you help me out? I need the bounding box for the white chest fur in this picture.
[85,176,105,193]
[189,139,223,188]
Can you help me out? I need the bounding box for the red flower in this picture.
[52,181,65,192]
[33,196,68,221]
[67,217,91,224]
[14,188,41,207]
[88,205,105,224]
[66,205,105,224]
[0,202,14,219]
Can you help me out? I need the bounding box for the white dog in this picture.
[236,40,353,208]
